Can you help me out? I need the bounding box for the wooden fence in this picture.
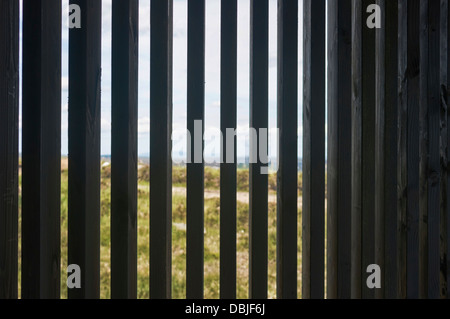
[0,0,449,299]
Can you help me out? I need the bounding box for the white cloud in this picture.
[138,117,150,134]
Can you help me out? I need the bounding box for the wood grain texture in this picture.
[302,0,325,300]
[447,0,450,300]
[22,0,62,299]
[398,0,408,299]
[327,0,352,299]
[220,0,237,299]
[351,0,377,299]
[68,0,102,299]
[375,0,400,299]
[277,0,298,299]
[425,0,441,299]
[249,0,269,300]
[186,0,205,300]
[0,0,19,300]
[111,0,138,299]
[418,0,429,299]
[406,0,420,299]
[150,0,173,299]
[439,0,448,298]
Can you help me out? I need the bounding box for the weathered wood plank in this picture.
[0,0,19,299]
[426,0,442,299]
[439,0,448,299]
[439,0,448,298]
[22,0,62,299]
[302,0,325,299]
[375,0,386,298]
[249,0,269,299]
[447,0,450,300]
[351,0,376,299]
[150,0,173,299]
[277,0,298,299]
[186,0,205,300]
[406,0,420,299]
[398,0,408,299]
[375,0,399,299]
[111,0,138,299]
[220,0,237,299]
[68,0,102,299]
[418,0,429,299]
[327,0,352,299]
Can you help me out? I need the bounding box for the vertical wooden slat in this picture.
[277,0,298,300]
[406,0,420,299]
[351,0,363,298]
[327,0,352,299]
[249,0,269,300]
[440,0,448,298]
[426,0,441,299]
[22,0,62,299]
[111,0,138,299]
[375,0,399,299]
[150,0,173,299]
[68,0,102,299]
[0,0,19,300]
[447,0,450,300]
[351,0,377,299]
[398,0,408,299]
[302,0,325,300]
[220,0,237,299]
[375,1,386,299]
[186,0,205,300]
[418,0,429,299]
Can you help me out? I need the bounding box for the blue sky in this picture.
[19,0,304,159]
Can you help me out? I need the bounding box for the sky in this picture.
[18,0,305,160]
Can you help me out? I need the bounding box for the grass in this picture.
[18,161,303,299]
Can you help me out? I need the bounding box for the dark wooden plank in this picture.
[426,0,441,299]
[277,0,298,299]
[398,0,408,299]
[383,0,400,299]
[326,0,352,299]
[150,0,173,299]
[111,0,138,299]
[439,0,448,298]
[439,0,448,299]
[351,0,363,298]
[249,0,269,300]
[447,0,450,300]
[374,0,386,299]
[186,0,205,300]
[0,0,19,300]
[418,0,429,299]
[302,0,325,299]
[375,0,399,299]
[406,0,420,299]
[220,0,237,299]
[68,0,102,299]
[351,0,377,299]
[22,0,62,299]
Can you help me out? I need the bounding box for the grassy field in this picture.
[18,161,303,299]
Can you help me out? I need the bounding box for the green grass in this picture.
[18,162,303,299]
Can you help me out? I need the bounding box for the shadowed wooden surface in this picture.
[0,0,19,300]
[22,0,62,299]
[68,0,102,299]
